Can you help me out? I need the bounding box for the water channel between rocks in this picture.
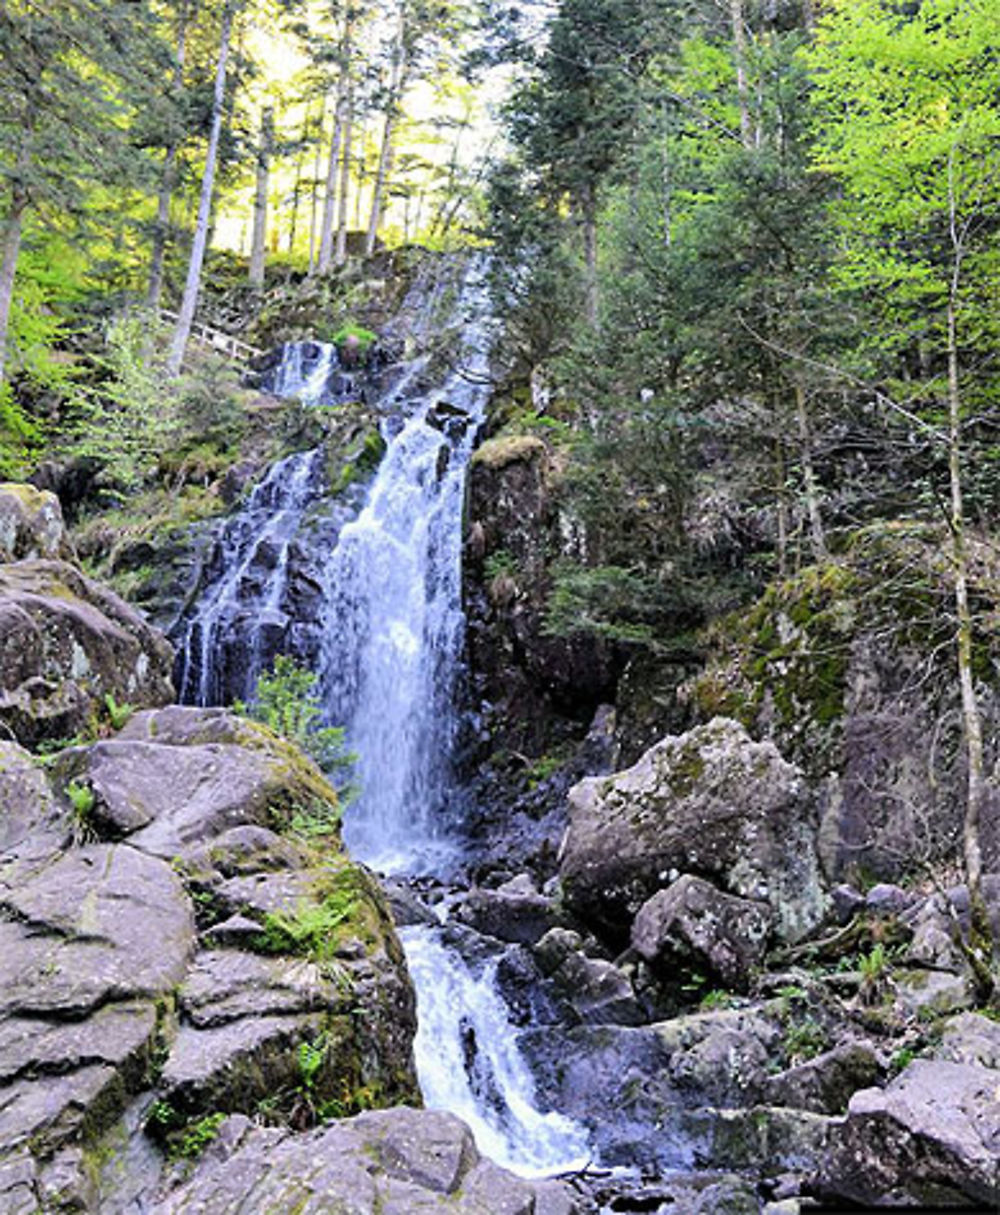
[173,259,591,1179]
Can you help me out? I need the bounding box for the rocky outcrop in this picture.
[683,536,1000,882]
[463,431,619,757]
[0,705,420,1212]
[0,483,71,561]
[0,558,174,745]
[560,717,826,945]
[632,876,771,991]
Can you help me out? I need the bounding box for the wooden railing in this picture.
[159,309,263,366]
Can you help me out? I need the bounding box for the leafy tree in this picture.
[0,0,171,387]
[167,0,238,375]
[502,0,653,325]
[807,0,1000,998]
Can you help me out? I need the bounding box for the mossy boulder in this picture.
[0,705,419,1210]
[151,1108,576,1213]
[0,559,174,746]
[684,524,1000,883]
[0,482,71,561]
[560,717,826,946]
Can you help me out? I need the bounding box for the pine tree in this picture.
[0,0,170,386]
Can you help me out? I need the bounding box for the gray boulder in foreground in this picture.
[155,1107,578,1214]
[821,1014,1000,1208]
[560,717,826,943]
[0,706,421,1212]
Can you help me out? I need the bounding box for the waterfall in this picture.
[263,341,340,405]
[318,336,487,874]
[174,447,322,705]
[173,256,591,1177]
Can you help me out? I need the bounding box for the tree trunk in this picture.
[167,2,233,377]
[0,190,27,390]
[148,1,189,312]
[775,435,788,576]
[248,105,273,287]
[365,21,408,257]
[730,0,754,149]
[287,106,311,254]
[308,99,326,273]
[795,382,826,561]
[948,292,994,1000]
[316,89,345,273]
[334,84,353,266]
[580,184,599,327]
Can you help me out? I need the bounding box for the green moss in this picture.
[471,433,546,470]
[666,741,707,797]
[331,426,386,494]
[0,481,54,511]
[330,321,378,355]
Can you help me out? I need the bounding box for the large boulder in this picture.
[822,1055,1000,1207]
[0,559,174,746]
[682,537,1000,882]
[560,717,826,944]
[0,483,70,561]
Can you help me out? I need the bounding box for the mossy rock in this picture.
[471,434,547,471]
[685,524,1000,882]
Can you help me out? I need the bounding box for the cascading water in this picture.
[318,336,487,874]
[173,256,591,1178]
[401,926,590,1177]
[263,340,341,405]
[174,446,323,705]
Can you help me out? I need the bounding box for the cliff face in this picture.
[462,432,620,758]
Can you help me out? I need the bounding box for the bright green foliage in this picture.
[236,655,357,794]
[331,322,377,356]
[103,692,135,731]
[66,780,96,818]
[172,1112,227,1160]
[806,0,1000,367]
[67,310,179,491]
[258,893,358,965]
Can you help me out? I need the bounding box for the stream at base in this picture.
[173,256,591,1179]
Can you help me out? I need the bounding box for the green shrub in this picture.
[172,1112,227,1160]
[66,779,95,819]
[330,322,377,357]
[256,892,358,965]
[236,656,357,799]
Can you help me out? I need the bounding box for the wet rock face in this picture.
[0,558,174,746]
[0,706,419,1212]
[560,717,826,945]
